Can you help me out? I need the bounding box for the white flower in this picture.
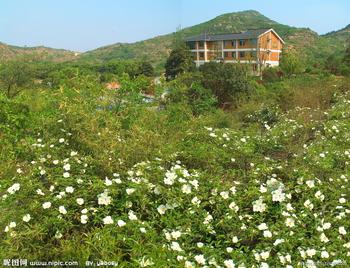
[260,185,267,193]
[139,256,154,267]
[70,151,78,156]
[321,251,329,259]
[260,262,269,268]
[181,184,192,194]
[63,163,70,171]
[260,251,270,260]
[339,198,346,204]
[55,231,63,239]
[117,220,126,227]
[232,236,239,243]
[171,230,182,240]
[203,214,213,224]
[320,233,329,243]
[105,177,113,186]
[126,188,135,195]
[229,201,239,212]
[157,205,167,215]
[22,214,31,222]
[224,260,235,268]
[319,153,325,158]
[140,227,146,233]
[9,222,16,228]
[191,196,201,206]
[102,216,114,225]
[81,215,88,224]
[36,189,45,196]
[185,261,195,268]
[197,242,204,248]
[59,138,65,143]
[258,223,268,230]
[304,199,314,210]
[7,183,20,194]
[194,254,206,265]
[306,180,315,188]
[339,226,347,235]
[253,198,266,213]
[98,191,112,206]
[128,211,137,221]
[170,241,183,251]
[273,238,285,246]
[285,218,295,228]
[306,248,316,257]
[226,247,233,253]
[65,186,74,193]
[42,202,51,209]
[76,198,84,205]
[164,171,177,185]
[53,160,59,165]
[240,137,247,143]
[323,222,331,230]
[220,191,229,199]
[63,172,70,178]
[272,188,285,202]
[263,230,272,238]
[59,205,67,215]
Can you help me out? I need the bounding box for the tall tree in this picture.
[0,62,33,98]
[280,49,303,77]
[165,43,195,80]
[344,40,350,67]
[137,61,154,77]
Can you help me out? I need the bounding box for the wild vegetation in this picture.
[1,9,350,265]
[1,35,350,266]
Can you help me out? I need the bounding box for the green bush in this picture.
[199,62,252,107]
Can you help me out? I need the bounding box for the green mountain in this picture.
[79,10,349,67]
[0,42,78,62]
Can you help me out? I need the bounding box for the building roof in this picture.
[106,81,121,90]
[185,28,283,42]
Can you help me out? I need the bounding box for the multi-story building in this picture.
[186,28,284,70]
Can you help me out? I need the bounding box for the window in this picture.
[224,52,229,58]
[250,39,257,46]
[239,39,246,46]
[187,42,196,50]
[224,40,237,48]
[239,51,245,58]
[198,41,204,49]
[232,52,236,58]
[250,51,256,58]
[199,52,205,58]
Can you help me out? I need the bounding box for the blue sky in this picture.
[0,0,349,52]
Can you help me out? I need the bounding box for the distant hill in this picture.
[1,10,349,67]
[78,10,350,67]
[0,42,78,63]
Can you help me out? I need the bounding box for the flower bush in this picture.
[1,76,350,267]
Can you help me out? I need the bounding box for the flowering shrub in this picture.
[1,80,350,267]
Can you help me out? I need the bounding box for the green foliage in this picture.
[186,83,217,115]
[199,62,252,107]
[165,43,195,80]
[136,61,155,77]
[0,62,33,98]
[345,43,350,66]
[279,49,303,77]
[262,67,282,83]
[1,62,350,266]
